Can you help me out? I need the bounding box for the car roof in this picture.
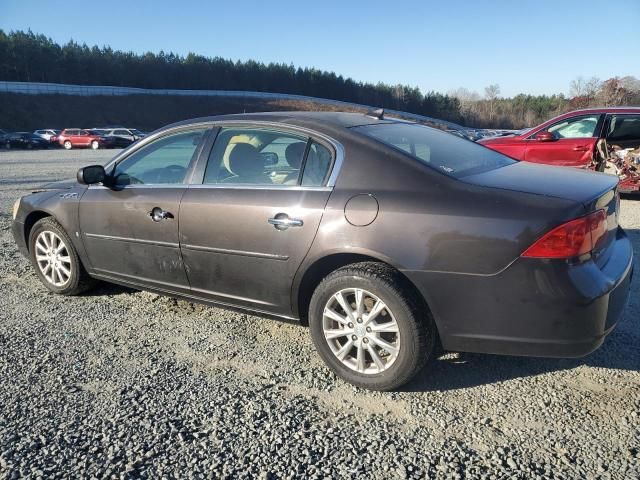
[165,111,409,131]
[562,107,640,115]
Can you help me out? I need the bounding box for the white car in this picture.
[33,129,61,141]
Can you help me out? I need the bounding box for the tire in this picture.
[26,143,33,150]
[63,140,72,150]
[308,262,435,391]
[28,217,96,295]
[5,142,10,150]
[91,140,99,150]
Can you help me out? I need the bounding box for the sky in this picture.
[1,0,639,98]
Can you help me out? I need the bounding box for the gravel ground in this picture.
[0,149,639,479]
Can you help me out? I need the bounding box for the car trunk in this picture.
[461,161,620,262]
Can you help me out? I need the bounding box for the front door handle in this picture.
[149,207,174,222]
[573,145,590,152]
[268,213,303,230]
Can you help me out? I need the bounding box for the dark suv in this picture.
[103,128,146,148]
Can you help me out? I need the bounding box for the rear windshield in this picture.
[354,123,515,178]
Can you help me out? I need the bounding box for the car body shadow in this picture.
[404,227,639,392]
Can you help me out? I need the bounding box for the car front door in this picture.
[524,114,603,167]
[78,127,210,292]
[179,125,337,316]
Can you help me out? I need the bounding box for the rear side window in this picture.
[301,141,332,186]
[607,115,640,141]
[202,127,333,187]
[354,123,515,178]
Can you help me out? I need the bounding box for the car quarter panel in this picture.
[291,134,586,314]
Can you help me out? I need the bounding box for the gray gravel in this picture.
[1,149,639,479]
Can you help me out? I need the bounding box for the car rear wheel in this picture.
[5,142,10,149]
[91,140,99,150]
[29,217,96,295]
[63,141,72,150]
[309,262,435,391]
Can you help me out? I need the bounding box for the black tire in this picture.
[28,217,96,295]
[308,262,435,391]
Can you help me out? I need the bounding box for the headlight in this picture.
[12,198,21,220]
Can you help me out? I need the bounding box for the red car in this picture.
[58,129,108,150]
[479,107,640,193]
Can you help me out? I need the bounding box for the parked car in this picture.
[4,132,50,150]
[34,129,61,142]
[102,128,146,148]
[86,129,117,149]
[11,111,633,390]
[479,107,640,193]
[57,129,108,150]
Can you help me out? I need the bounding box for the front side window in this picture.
[545,115,600,139]
[112,128,207,186]
[354,123,515,178]
[204,127,328,186]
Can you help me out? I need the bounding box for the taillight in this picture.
[522,209,607,259]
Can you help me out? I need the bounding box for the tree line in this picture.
[0,30,462,123]
[1,30,638,129]
[449,76,640,129]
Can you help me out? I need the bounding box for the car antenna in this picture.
[366,108,384,120]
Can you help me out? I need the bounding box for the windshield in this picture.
[353,123,515,178]
[130,129,143,135]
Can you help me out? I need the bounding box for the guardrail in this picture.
[0,81,464,130]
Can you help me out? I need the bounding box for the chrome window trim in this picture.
[87,184,331,192]
[187,184,332,192]
[104,120,345,188]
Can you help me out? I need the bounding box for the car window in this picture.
[546,115,600,139]
[607,115,640,141]
[301,141,332,186]
[112,128,207,186]
[115,129,128,135]
[203,127,310,185]
[354,123,515,178]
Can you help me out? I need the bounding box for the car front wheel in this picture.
[29,217,96,295]
[309,262,435,391]
[91,140,99,150]
[63,141,72,150]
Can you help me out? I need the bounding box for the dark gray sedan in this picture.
[11,111,634,390]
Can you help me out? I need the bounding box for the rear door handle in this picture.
[149,207,174,222]
[268,213,303,230]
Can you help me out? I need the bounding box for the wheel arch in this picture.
[294,252,433,328]
[23,210,53,251]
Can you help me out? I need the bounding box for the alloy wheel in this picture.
[322,288,400,374]
[34,231,72,287]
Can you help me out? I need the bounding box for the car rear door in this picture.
[78,126,210,292]
[524,114,603,167]
[179,124,338,316]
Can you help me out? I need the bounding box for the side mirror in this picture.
[77,165,106,185]
[534,131,555,142]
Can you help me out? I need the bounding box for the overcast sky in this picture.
[2,0,638,97]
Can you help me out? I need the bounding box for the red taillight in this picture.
[522,209,607,259]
